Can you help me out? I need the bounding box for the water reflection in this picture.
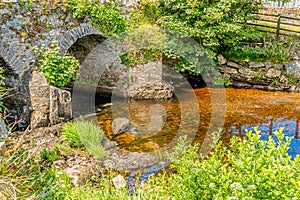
[229,118,300,158]
[97,88,300,157]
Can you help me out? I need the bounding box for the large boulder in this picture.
[29,71,72,129]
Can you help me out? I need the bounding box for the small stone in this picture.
[218,65,238,74]
[101,135,118,150]
[217,54,227,65]
[111,118,130,135]
[0,118,8,141]
[112,175,126,189]
[265,68,281,78]
[286,61,300,75]
[289,85,296,92]
[249,62,265,68]
[65,168,82,186]
[238,67,255,75]
[274,64,283,70]
[227,61,240,69]
[264,62,273,67]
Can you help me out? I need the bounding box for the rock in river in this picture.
[111,118,130,136]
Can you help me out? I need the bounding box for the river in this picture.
[96,88,300,158]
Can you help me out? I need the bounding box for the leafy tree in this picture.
[156,0,263,57]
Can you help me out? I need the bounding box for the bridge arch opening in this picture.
[66,34,106,64]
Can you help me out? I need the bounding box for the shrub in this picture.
[68,0,129,36]
[119,24,165,66]
[156,0,263,58]
[61,120,107,158]
[141,128,300,199]
[33,41,80,87]
[224,37,300,64]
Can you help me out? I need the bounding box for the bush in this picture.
[141,128,300,199]
[61,120,107,158]
[224,38,300,64]
[119,24,165,66]
[156,0,263,58]
[68,0,129,36]
[34,41,80,87]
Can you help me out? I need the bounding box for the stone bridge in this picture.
[1,1,300,129]
[0,1,110,128]
[0,1,170,129]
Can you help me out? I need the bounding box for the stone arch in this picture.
[66,34,106,64]
[59,23,105,57]
[0,40,32,128]
[0,40,32,82]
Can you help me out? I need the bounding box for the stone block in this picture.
[217,54,227,65]
[28,71,50,112]
[29,72,72,129]
[30,110,49,129]
[218,65,238,74]
[227,61,240,69]
[249,62,265,68]
[265,68,281,78]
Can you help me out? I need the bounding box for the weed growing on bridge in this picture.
[33,41,80,87]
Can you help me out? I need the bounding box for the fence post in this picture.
[276,14,281,39]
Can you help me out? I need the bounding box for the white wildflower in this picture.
[230,182,242,191]
[209,182,216,188]
[247,185,256,190]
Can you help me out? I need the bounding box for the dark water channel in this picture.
[97,88,300,158]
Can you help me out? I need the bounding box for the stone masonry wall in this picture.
[218,53,300,92]
[0,1,104,128]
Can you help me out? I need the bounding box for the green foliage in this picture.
[61,120,107,158]
[156,0,263,58]
[0,146,69,199]
[270,77,279,86]
[289,75,298,85]
[224,45,270,63]
[61,122,83,148]
[68,0,129,36]
[3,128,300,199]
[224,38,300,64]
[34,41,80,87]
[118,25,165,66]
[120,47,161,67]
[255,72,264,79]
[40,148,61,164]
[162,33,216,75]
[141,128,300,199]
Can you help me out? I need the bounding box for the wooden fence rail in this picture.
[243,13,300,39]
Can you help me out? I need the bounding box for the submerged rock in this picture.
[111,118,130,136]
[101,135,118,150]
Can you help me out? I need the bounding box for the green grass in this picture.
[61,120,107,158]
[1,128,300,199]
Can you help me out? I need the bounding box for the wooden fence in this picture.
[244,13,300,39]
